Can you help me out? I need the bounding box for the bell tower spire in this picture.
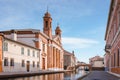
[47,6,48,13]
[43,9,52,39]
[55,23,61,37]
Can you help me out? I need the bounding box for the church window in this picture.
[50,22,51,28]
[114,53,115,67]
[118,9,120,27]
[118,49,120,66]
[43,44,45,52]
[46,21,48,27]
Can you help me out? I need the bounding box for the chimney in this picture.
[72,51,74,54]
[11,30,17,41]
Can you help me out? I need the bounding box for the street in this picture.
[81,71,120,80]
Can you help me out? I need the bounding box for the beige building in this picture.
[64,50,76,70]
[89,56,104,68]
[0,11,64,72]
[0,34,40,72]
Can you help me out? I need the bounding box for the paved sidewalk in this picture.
[82,71,120,80]
[108,71,120,78]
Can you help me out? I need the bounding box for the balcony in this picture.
[105,44,111,53]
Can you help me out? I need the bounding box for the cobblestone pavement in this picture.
[82,71,120,80]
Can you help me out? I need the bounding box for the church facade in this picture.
[0,11,64,72]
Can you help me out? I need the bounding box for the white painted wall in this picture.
[12,34,48,70]
[93,61,104,67]
[2,39,40,72]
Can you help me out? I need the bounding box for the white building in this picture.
[89,56,104,67]
[64,50,76,70]
[92,60,104,67]
[2,35,40,72]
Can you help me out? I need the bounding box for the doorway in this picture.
[26,61,30,72]
[42,58,45,69]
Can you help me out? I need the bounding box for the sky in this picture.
[0,0,110,63]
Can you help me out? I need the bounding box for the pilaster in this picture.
[0,35,3,72]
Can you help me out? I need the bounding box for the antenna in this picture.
[47,5,48,12]
[57,22,59,26]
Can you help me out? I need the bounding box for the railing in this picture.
[105,44,111,53]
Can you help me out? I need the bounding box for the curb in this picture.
[0,70,72,79]
[107,71,120,78]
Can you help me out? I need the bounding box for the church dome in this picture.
[44,12,51,17]
[56,26,61,31]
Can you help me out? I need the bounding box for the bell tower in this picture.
[55,24,61,37]
[43,11,52,39]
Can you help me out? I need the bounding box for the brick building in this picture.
[105,0,120,74]
[0,11,64,72]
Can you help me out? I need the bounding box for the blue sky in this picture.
[0,0,110,63]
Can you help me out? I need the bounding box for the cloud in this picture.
[62,37,99,49]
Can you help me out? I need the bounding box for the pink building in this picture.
[105,0,120,74]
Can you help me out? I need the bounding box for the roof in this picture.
[44,12,51,18]
[1,28,40,31]
[3,36,40,51]
[0,29,49,39]
[0,29,40,34]
[52,35,56,39]
[105,0,114,40]
[89,56,104,61]
[55,26,61,31]
[64,50,74,56]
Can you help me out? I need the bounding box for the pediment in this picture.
[53,35,61,45]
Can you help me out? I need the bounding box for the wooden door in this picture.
[42,58,45,69]
[26,61,30,72]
